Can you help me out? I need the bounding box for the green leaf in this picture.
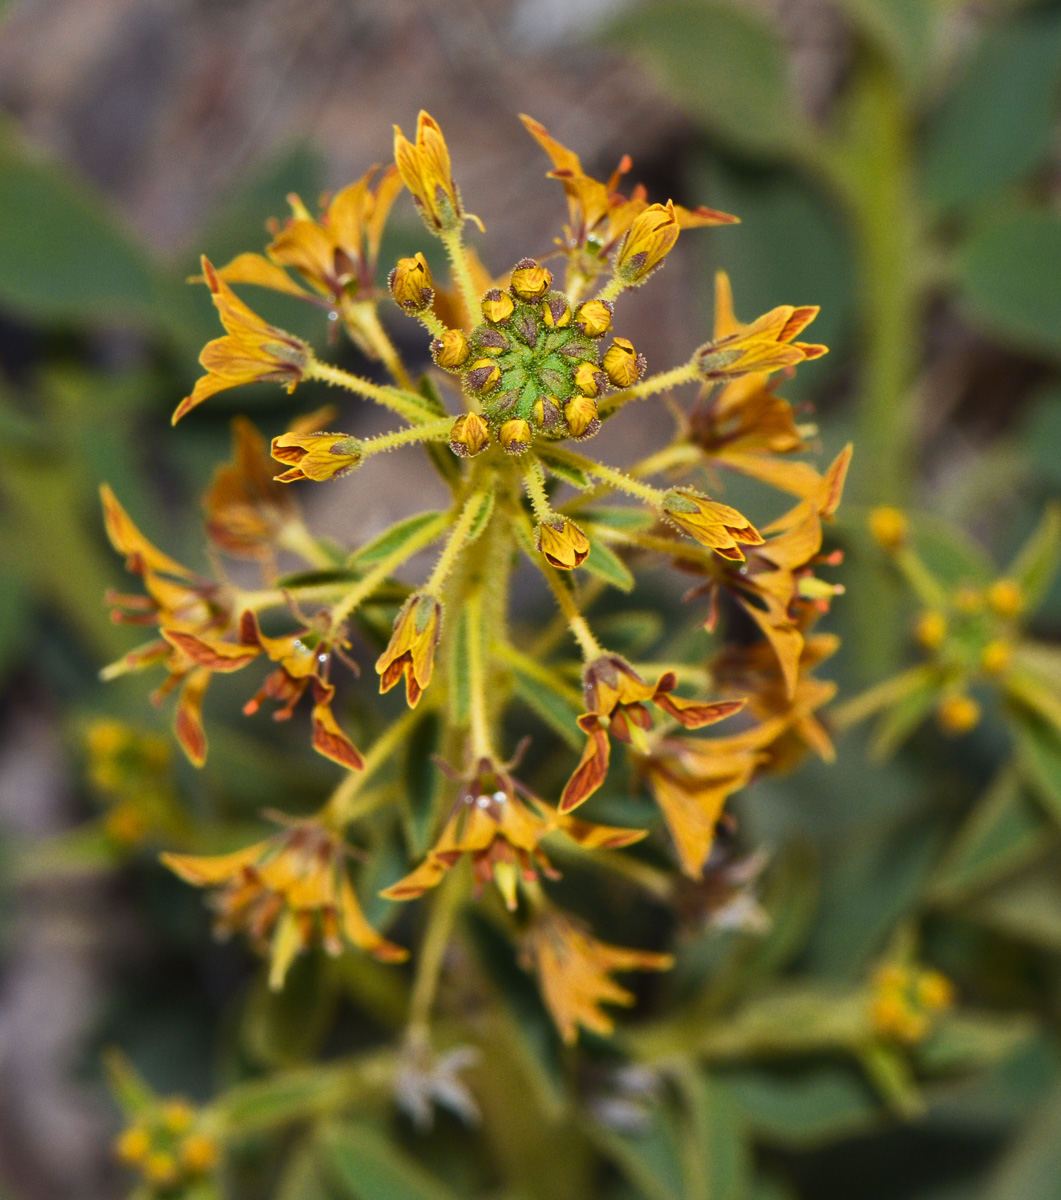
[922,10,1061,216]
[681,1072,752,1200]
[967,858,1061,950]
[508,659,583,750]
[582,531,635,592]
[589,1101,686,1200]
[403,712,442,856]
[580,506,656,532]
[464,489,495,545]
[449,605,472,725]
[608,0,802,157]
[240,955,337,1068]
[727,1065,879,1148]
[0,143,161,325]
[322,1122,461,1200]
[832,0,933,93]
[349,512,446,569]
[1013,709,1061,830]
[957,211,1061,361]
[1007,503,1061,613]
[928,767,1054,904]
[982,1083,1061,1200]
[593,612,665,658]
[216,1060,369,1135]
[541,454,591,490]
[915,1011,1035,1074]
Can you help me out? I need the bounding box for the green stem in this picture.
[440,228,481,326]
[522,458,554,524]
[361,416,454,458]
[598,360,699,417]
[407,863,468,1038]
[307,359,436,426]
[542,445,665,506]
[536,555,603,661]
[424,490,492,597]
[324,706,428,826]
[347,302,413,390]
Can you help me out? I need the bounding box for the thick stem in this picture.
[307,359,436,426]
[465,588,492,759]
[595,276,626,304]
[361,417,454,458]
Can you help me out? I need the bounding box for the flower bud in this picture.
[162,1100,195,1134]
[868,506,907,551]
[388,252,434,312]
[449,412,490,457]
[532,396,562,430]
[271,432,363,482]
[575,299,613,337]
[432,328,470,370]
[181,1133,220,1173]
[564,395,600,439]
[954,586,982,613]
[536,518,590,570]
[542,295,571,328]
[510,258,551,300]
[987,578,1023,619]
[115,1126,151,1165]
[574,361,606,398]
[481,288,515,323]
[499,418,532,454]
[144,1152,180,1187]
[393,111,465,232]
[661,489,763,559]
[981,639,1012,676]
[915,611,946,650]
[614,201,679,284]
[937,693,980,735]
[602,337,644,388]
[465,358,502,393]
[377,593,443,707]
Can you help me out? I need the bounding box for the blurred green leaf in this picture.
[0,142,161,325]
[589,1099,686,1200]
[833,0,933,93]
[966,857,1061,949]
[982,1083,1061,1200]
[322,1122,461,1200]
[922,9,1061,216]
[1007,502,1061,613]
[956,211,1061,360]
[349,512,447,568]
[509,659,583,750]
[1013,708,1061,829]
[608,0,803,157]
[727,1065,879,1148]
[680,1071,752,1200]
[241,955,337,1068]
[928,767,1054,904]
[915,1010,1035,1074]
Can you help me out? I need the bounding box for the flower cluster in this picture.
[101,111,849,1047]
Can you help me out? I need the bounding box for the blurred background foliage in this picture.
[0,0,1060,1198]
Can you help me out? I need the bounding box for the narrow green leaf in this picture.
[580,506,656,532]
[349,512,446,568]
[508,661,583,749]
[1007,503,1061,613]
[681,1071,753,1200]
[449,605,472,725]
[322,1122,461,1200]
[928,767,1053,904]
[582,531,636,592]
[464,489,495,545]
[982,1083,1061,1200]
[728,1065,879,1148]
[589,1101,687,1200]
[967,859,1061,950]
[541,452,592,490]
[1013,709,1061,829]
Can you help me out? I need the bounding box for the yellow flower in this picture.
[376,594,443,707]
[694,303,826,385]
[915,610,947,650]
[560,655,744,813]
[389,252,434,311]
[660,488,764,560]
[172,258,309,424]
[161,817,406,989]
[981,639,1012,676]
[937,693,980,735]
[481,288,515,323]
[987,578,1023,618]
[382,758,646,911]
[614,201,680,284]
[536,518,590,570]
[869,506,908,550]
[520,911,672,1043]
[870,962,954,1044]
[115,1125,151,1165]
[271,430,364,482]
[180,1133,220,1173]
[394,110,471,233]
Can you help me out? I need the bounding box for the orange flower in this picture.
[100,485,231,766]
[710,631,839,771]
[161,817,406,989]
[694,300,827,385]
[271,430,364,482]
[560,655,745,813]
[520,115,736,261]
[660,489,764,561]
[203,417,301,560]
[642,724,780,877]
[382,757,647,911]
[393,110,474,233]
[520,910,672,1043]
[614,202,680,284]
[162,610,364,771]
[376,594,442,707]
[172,259,309,424]
[211,165,403,305]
